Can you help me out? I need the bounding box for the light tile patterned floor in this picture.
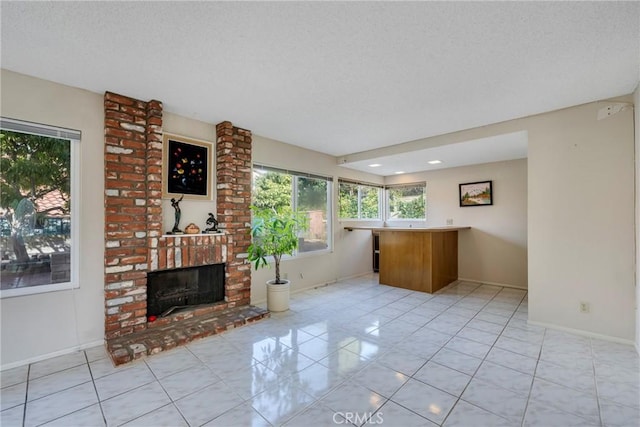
[1,274,639,426]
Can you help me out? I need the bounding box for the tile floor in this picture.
[1,274,639,426]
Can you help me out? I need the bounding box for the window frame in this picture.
[337,179,383,221]
[385,182,427,222]
[252,164,333,258]
[0,118,80,299]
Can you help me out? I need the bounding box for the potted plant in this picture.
[247,206,308,312]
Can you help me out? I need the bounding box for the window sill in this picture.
[0,281,79,299]
[294,248,333,259]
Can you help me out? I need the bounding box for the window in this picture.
[0,118,79,297]
[338,180,382,220]
[386,183,426,220]
[253,164,332,254]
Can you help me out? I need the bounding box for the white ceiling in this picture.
[1,2,639,175]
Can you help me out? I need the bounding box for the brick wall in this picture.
[104,93,253,341]
[150,234,227,272]
[216,122,253,307]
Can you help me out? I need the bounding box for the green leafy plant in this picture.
[247,206,309,284]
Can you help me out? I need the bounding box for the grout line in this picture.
[347,282,519,425]
[520,326,547,427]
[28,353,105,427]
[363,286,461,422]
[22,364,30,427]
[145,356,192,427]
[438,284,526,425]
[590,337,605,426]
[84,350,108,427]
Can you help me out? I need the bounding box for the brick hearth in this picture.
[103,92,263,365]
[108,305,269,365]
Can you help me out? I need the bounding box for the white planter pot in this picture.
[266,279,290,312]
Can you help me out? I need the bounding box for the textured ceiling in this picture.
[1,2,639,163]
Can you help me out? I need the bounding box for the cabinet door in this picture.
[379,231,432,292]
[431,231,458,292]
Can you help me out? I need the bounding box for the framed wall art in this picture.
[162,133,213,200]
[459,180,493,207]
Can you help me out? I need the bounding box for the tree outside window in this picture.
[338,181,381,220]
[252,167,331,254]
[0,127,74,291]
[387,184,426,220]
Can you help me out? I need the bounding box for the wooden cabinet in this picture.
[377,228,465,293]
[344,226,469,294]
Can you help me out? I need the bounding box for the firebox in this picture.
[146,263,225,317]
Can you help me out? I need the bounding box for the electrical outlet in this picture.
[446,218,453,226]
[579,302,590,313]
[283,272,288,280]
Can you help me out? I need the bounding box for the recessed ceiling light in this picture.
[368,163,382,168]
[428,160,442,165]
[394,171,405,174]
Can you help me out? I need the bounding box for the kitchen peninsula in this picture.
[345,226,470,293]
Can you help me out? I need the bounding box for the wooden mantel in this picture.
[345,226,470,293]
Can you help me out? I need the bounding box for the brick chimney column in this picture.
[103,92,163,339]
[216,122,252,306]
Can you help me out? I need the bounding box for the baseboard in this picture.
[527,320,636,346]
[1,339,105,372]
[457,277,528,291]
[337,271,376,282]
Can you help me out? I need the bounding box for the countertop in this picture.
[344,226,470,232]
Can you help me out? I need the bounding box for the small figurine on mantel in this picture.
[203,212,219,234]
[185,223,200,234]
[168,194,184,234]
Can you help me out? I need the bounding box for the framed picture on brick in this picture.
[162,133,213,200]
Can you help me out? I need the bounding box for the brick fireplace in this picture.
[103,92,267,364]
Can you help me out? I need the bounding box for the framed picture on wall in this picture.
[459,180,493,207]
[162,133,213,200]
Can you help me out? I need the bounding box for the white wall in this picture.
[1,70,105,366]
[385,159,528,288]
[635,85,639,351]
[528,99,635,341]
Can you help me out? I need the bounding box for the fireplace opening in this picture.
[147,263,225,318]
